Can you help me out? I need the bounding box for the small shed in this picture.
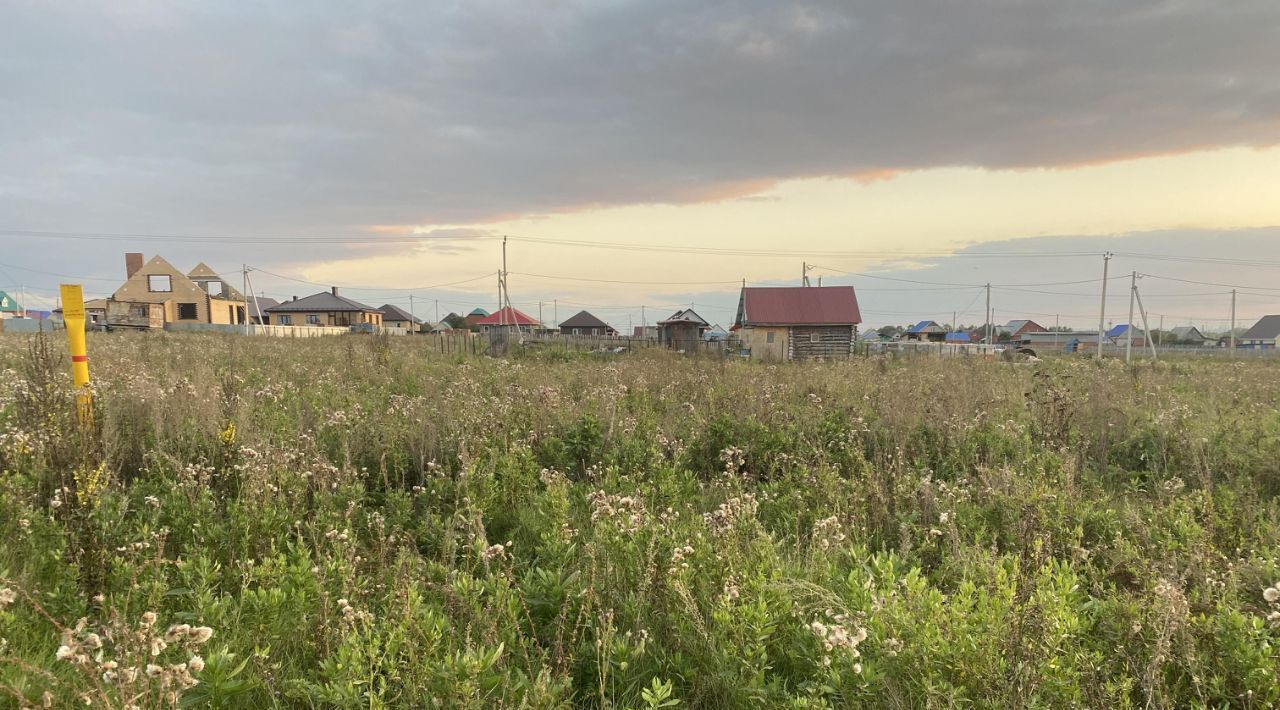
[733,286,861,360]
[658,309,709,352]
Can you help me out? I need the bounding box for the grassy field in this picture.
[1,332,1279,708]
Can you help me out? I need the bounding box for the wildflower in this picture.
[189,655,205,673]
[146,664,162,677]
[150,637,167,656]
[140,611,157,627]
[188,626,214,644]
[83,633,102,650]
[56,645,75,661]
[1263,585,1280,603]
[482,543,506,561]
[0,587,15,608]
[165,624,191,642]
[144,495,161,508]
[102,670,117,683]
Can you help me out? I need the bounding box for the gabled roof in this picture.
[0,290,20,313]
[378,303,422,324]
[475,306,540,326]
[558,310,611,329]
[907,320,943,333]
[468,308,490,317]
[1170,326,1205,340]
[704,324,729,340]
[1242,315,1280,340]
[187,262,221,279]
[659,308,709,327]
[736,286,861,327]
[265,291,380,313]
[1106,324,1135,338]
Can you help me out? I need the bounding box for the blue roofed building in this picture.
[903,320,947,342]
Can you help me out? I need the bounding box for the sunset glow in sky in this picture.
[3,1,1279,328]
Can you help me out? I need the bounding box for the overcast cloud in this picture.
[2,0,1279,234]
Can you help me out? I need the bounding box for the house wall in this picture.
[114,256,216,323]
[789,325,855,360]
[740,326,788,361]
[269,310,383,326]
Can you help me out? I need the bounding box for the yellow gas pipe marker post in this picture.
[59,284,93,427]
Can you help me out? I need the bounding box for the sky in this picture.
[2,0,1280,330]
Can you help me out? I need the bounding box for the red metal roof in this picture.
[738,286,861,326]
[474,306,540,326]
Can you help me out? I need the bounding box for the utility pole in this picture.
[434,300,439,325]
[1054,314,1059,351]
[1097,252,1112,359]
[19,284,25,318]
[1126,271,1137,363]
[802,262,807,287]
[952,311,956,332]
[1133,281,1158,360]
[502,236,509,328]
[1158,314,1164,348]
[984,283,991,346]
[538,301,543,325]
[410,293,415,333]
[554,299,558,324]
[242,266,250,335]
[1230,289,1237,355]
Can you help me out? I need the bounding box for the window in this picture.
[207,281,225,297]
[810,333,820,343]
[177,303,198,320]
[148,274,172,292]
[236,306,245,324]
[306,314,321,325]
[766,332,775,344]
[277,315,292,325]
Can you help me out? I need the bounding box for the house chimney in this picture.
[292,295,298,302]
[125,252,144,279]
[331,286,339,297]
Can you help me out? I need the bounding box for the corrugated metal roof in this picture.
[475,306,540,326]
[907,320,942,333]
[265,291,379,313]
[1242,315,1280,340]
[944,331,970,342]
[737,286,861,326]
[1106,324,1134,338]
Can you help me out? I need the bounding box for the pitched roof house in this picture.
[733,286,862,360]
[1000,319,1045,338]
[1169,326,1208,344]
[658,308,710,352]
[903,320,947,342]
[558,310,616,336]
[378,304,424,332]
[0,290,21,317]
[111,253,246,326]
[246,296,280,325]
[265,288,384,327]
[1240,315,1280,348]
[474,306,541,332]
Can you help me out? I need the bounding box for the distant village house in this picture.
[265,288,384,327]
[557,310,616,336]
[659,309,709,352]
[733,286,861,361]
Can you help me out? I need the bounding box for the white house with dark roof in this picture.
[1240,315,1280,349]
